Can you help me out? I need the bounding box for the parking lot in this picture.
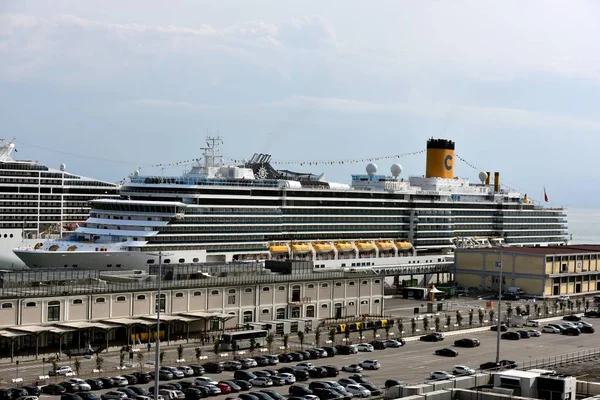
[26,315,600,400]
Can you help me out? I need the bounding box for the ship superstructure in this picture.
[0,139,118,268]
[14,137,569,271]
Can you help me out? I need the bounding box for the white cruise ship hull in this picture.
[0,229,50,269]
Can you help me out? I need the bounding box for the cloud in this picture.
[265,95,600,131]
[0,13,340,83]
[130,99,217,112]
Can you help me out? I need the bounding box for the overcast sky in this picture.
[1,1,599,207]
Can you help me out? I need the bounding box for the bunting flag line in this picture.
[227,149,426,166]
[454,154,483,172]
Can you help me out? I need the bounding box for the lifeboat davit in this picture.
[336,242,354,253]
[269,245,289,254]
[313,243,334,253]
[396,241,413,250]
[377,241,394,251]
[292,244,311,254]
[356,242,375,252]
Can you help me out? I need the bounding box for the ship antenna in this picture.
[202,134,224,169]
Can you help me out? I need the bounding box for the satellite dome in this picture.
[60,163,66,171]
[390,164,403,177]
[133,170,140,177]
[366,163,378,176]
[478,171,488,184]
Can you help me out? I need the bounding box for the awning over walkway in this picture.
[139,315,183,324]
[48,326,75,335]
[107,318,156,327]
[0,330,28,338]
[180,311,235,321]
[10,325,53,334]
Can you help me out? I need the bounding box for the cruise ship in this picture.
[0,139,118,268]
[14,137,569,271]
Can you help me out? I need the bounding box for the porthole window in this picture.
[147,259,155,264]
[193,291,202,296]
[178,258,185,263]
[95,297,106,303]
[164,259,171,264]
[72,299,83,305]
[193,258,199,263]
[116,296,126,302]
[136,295,146,301]
[175,292,184,298]
[1,303,12,309]
[9,234,12,238]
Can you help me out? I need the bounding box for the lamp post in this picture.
[149,251,172,393]
[495,248,503,364]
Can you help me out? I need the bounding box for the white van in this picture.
[526,320,540,327]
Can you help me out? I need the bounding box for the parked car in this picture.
[220,381,242,393]
[223,361,243,371]
[383,339,405,348]
[345,384,370,398]
[111,376,128,387]
[499,360,518,369]
[420,333,442,342]
[453,338,480,347]
[358,360,380,370]
[203,362,224,373]
[323,347,338,357]
[277,354,293,363]
[58,382,79,393]
[259,389,286,400]
[585,310,600,318]
[41,385,66,395]
[49,366,73,376]
[490,324,508,332]
[561,327,581,336]
[542,325,561,333]
[100,392,127,400]
[68,379,91,391]
[99,378,116,389]
[564,315,582,322]
[369,340,386,350]
[360,383,382,396]
[308,367,328,379]
[288,385,312,397]
[435,348,458,357]
[452,365,475,375]
[526,320,540,327]
[132,372,152,383]
[557,295,570,301]
[517,330,531,339]
[384,380,405,389]
[342,364,363,373]
[232,380,253,391]
[337,378,358,387]
[581,326,596,334]
[322,365,339,377]
[479,361,500,370]
[195,377,219,386]
[176,366,194,377]
[501,332,521,340]
[527,329,542,337]
[60,395,82,400]
[430,371,455,380]
[21,387,41,397]
[356,343,374,352]
[277,373,296,384]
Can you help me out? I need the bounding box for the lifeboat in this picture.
[49,244,60,252]
[336,242,354,253]
[292,244,311,254]
[377,241,394,251]
[396,241,413,250]
[356,242,375,252]
[67,245,78,251]
[33,243,43,250]
[313,243,334,253]
[269,245,289,254]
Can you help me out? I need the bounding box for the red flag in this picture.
[544,187,548,202]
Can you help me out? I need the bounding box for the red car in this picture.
[217,383,232,394]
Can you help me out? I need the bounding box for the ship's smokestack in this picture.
[494,172,500,193]
[425,138,455,179]
[485,171,491,186]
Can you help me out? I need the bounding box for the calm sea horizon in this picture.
[568,207,600,244]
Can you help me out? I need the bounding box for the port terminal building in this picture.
[454,245,600,297]
[0,261,384,360]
